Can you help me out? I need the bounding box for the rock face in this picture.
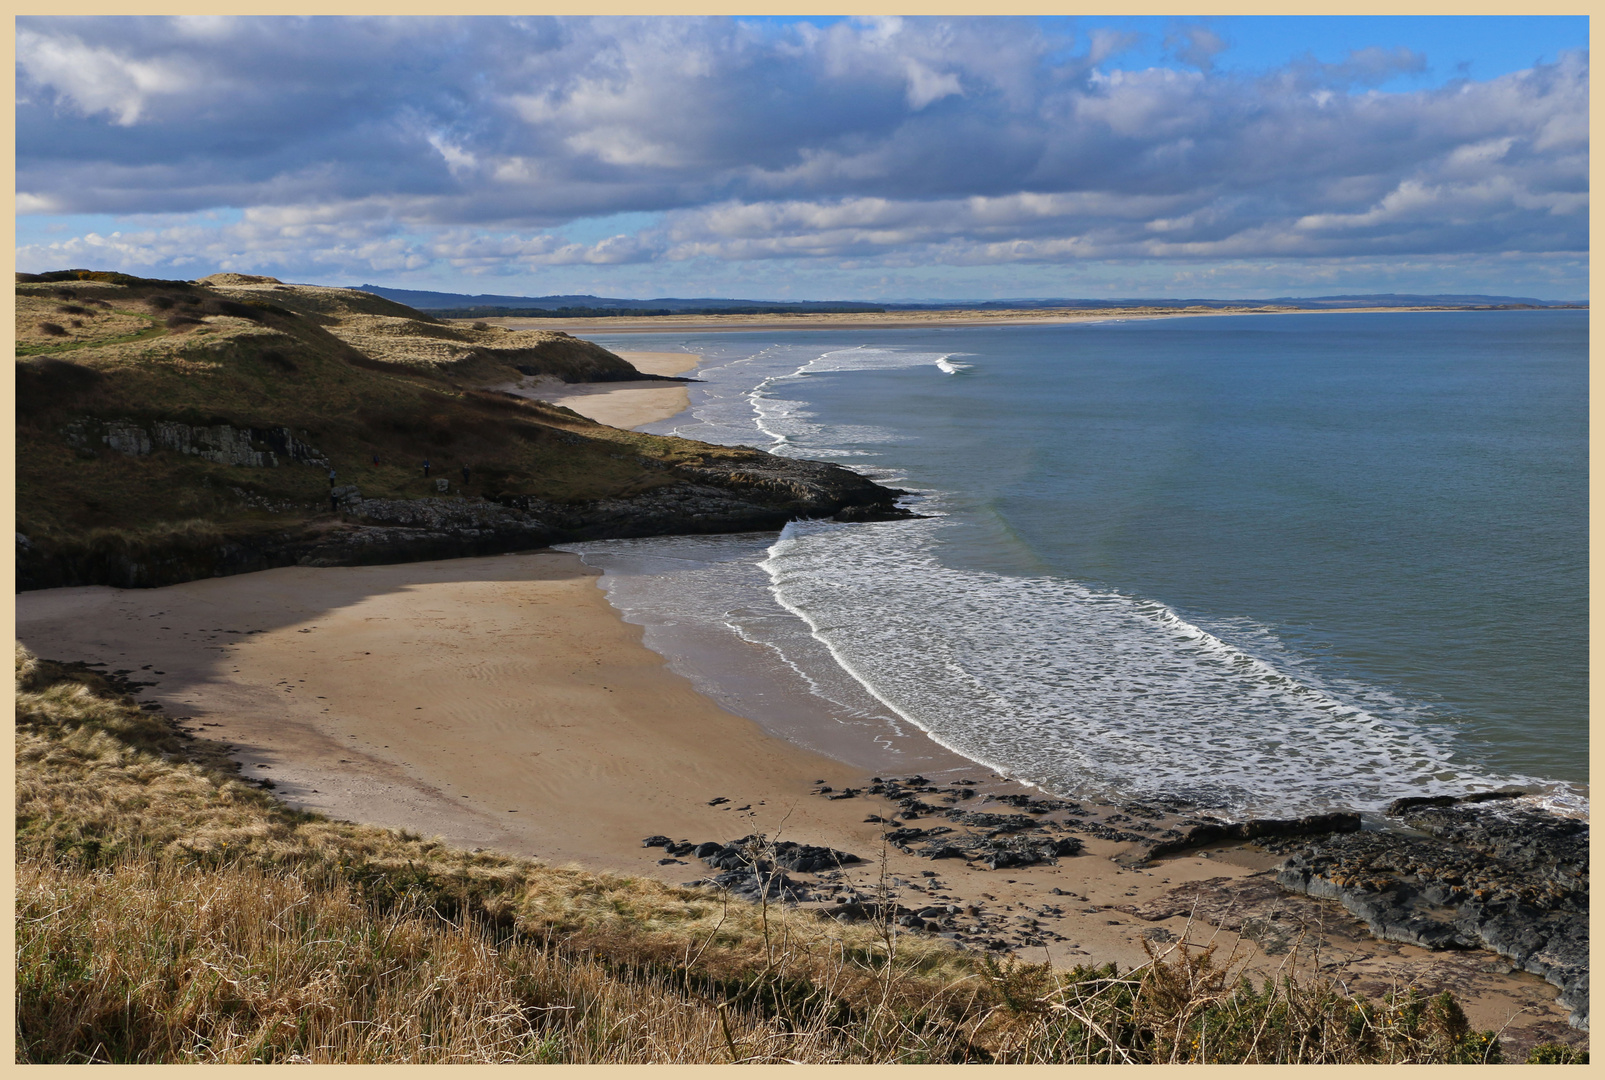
[15,452,911,591]
[1272,798,1588,1029]
[63,417,330,468]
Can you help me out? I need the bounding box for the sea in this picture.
[558,310,1588,820]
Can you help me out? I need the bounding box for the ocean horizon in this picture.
[563,309,1587,820]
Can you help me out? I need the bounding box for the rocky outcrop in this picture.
[15,453,911,591]
[664,834,864,903]
[1115,811,1362,867]
[63,416,329,468]
[1272,798,1588,1029]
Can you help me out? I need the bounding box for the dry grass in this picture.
[15,291,162,354]
[17,856,982,1064]
[13,276,754,544]
[17,643,1554,1064]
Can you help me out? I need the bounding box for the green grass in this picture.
[15,309,168,356]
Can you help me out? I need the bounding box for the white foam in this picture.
[583,335,1582,817]
[758,515,1558,816]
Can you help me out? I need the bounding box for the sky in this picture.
[14,16,1590,301]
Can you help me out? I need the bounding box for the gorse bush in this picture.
[13,644,1551,1063]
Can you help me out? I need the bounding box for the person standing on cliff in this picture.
[461,463,471,484]
[422,458,431,478]
[328,467,337,488]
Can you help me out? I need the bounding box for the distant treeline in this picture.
[439,304,887,318]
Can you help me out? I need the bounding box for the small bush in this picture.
[1527,1043,1589,1064]
[55,303,91,315]
[212,299,266,321]
[37,322,68,337]
[166,314,203,329]
[146,295,175,310]
[472,321,491,331]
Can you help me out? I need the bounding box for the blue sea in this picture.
[562,311,1587,819]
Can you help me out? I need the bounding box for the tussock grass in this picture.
[16,644,1551,1064]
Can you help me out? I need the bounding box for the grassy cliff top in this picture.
[15,270,750,544]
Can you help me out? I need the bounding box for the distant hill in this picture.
[352,285,884,316]
[354,285,1583,314]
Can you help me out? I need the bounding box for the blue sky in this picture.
[15,16,1589,300]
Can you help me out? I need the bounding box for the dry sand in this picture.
[14,553,1575,1044]
[510,350,699,429]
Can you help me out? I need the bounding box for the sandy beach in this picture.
[14,552,1577,1045]
[471,304,1486,335]
[11,284,1581,1051]
[499,350,700,429]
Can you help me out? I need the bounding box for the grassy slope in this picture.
[16,644,1561,1065]
[15,272,753,550]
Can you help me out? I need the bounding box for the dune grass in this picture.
[17,643,1575,1064]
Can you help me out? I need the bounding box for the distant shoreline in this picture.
[462,303,1580,335]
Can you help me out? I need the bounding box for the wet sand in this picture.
[13,553,1576,1046]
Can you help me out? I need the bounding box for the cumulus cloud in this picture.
[14,16,1588,289]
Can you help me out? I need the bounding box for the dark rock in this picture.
[692,835,861,876]
[641,835,670,848]
[1385,789,1527,816]
[823,900,913,924]
[1120,811,1361,866]
[884,826,951,846]
[990,793,1081,815]
[1273,801,1587,1029]
[946,810,1042,833]
[17,450,913,591]
[771,840,863,873]
[689,868,811,903]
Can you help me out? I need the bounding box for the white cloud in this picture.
[13,17,1588,293]
[17,27,195,125]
